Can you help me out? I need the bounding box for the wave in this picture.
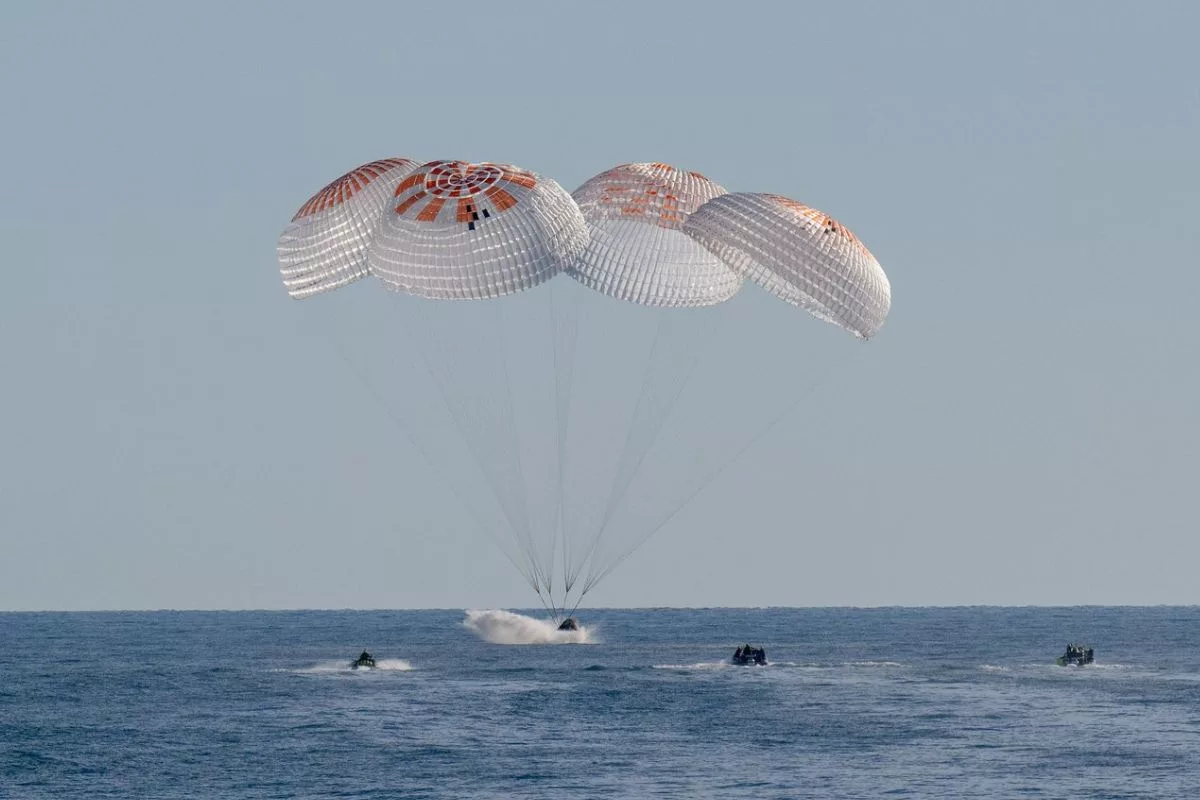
[461,609,596,645]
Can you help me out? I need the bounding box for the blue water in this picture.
[3,607,1199,798]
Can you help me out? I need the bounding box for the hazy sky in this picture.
[2,1,1198,611]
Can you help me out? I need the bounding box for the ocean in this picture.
[2,606,1198,798]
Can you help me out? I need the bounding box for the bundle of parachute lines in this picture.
[277,159,891,339]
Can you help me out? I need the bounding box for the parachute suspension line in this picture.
[549,281,568,614]
[566,578,596,621]
[531,579,557,622]
[556,501,569,619]
[395,299,548,598]
[561,312,663,594]
[550,282,567,603]
[474,301,541,587]
[490,299,546,601]
[577,345,867,599]
[544,517,560,617]
[577,309,724,591]
[307,311,535,592]
[552,284,581,598]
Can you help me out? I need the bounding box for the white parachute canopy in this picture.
[277,158,891,620]
[278,158,420,299]
[683,192,892,339]
[368,160,588,300]
[569,162,741,307]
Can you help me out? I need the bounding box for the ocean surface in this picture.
[2,606,1199,799]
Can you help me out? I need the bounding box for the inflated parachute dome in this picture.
[275,156,892,619]
[277,158,420,299]
[368,160,588,300]
[683,192,891,338]
[569,162,741,307]
[276,157,891,338]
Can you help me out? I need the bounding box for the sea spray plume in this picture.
[462,609,594,644]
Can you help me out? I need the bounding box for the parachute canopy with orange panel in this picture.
[683,192,891,339]
[368,160,587,300]
[568,162,741,308]
[277,158,420,299]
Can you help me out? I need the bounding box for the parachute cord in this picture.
[396,300,546,593]
[583,310,723,573]
[552,284,581,594]
[310,313,537,594]
[566,585,590,621]
[477,300,542,585]
[563,312,666,591]
[550,283,569,603]
[523,573,557,622]
[495,300,539,569]
[545,526,558,613]
[533,583,557,622]
[577,346,867,599]
[584,314,664,571]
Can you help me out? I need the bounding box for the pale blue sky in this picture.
[2,1,1198,611]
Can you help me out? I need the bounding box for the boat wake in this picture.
[846,660,905,668]
[653,661,798,671]
[292,658,414,674]
[653,661,731,670]
[462,609,595,645]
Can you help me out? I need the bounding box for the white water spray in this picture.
[462,609,595,644]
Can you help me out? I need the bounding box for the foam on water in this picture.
[292,658,414,674]
[653,661,732,670]
[461,609,595,645]
[653,660,798,670]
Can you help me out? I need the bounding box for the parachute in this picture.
[569,162,741,307]
[682,193,890,338]
[277,158,891,621]
[278,158,420,298]
[368,161,587,300]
